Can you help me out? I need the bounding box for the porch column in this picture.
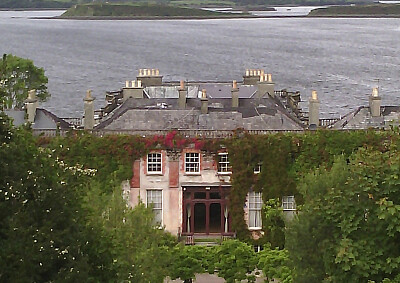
[224,206,229,233]
[206,203,210,234]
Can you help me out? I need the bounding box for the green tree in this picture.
[0,54,49,109]
[257,245,292,283]
[0,118,116,282]
[83,181,176,282]
[287,147,400,282]
[169,244,208,283]
[263,198,286,248]
[215,239,257,283]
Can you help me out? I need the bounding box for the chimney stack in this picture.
[122,80,143,101]
[201,89,208,114]
[84,89,95,130]
[369,87,381,117]
[308,90,320,128]
[25,89,38,123]
[244,68,265,85]
[178,80,187,109]
[136,68,162,87]
[231,80,239,109]
[257,73,275,98]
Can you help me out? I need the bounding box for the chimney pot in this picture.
[86,89,92,99]
[151,69,155,76]
[178,81,187,109]
[372,87,379,97]
[311,90,318,100]
[138,80,142,88]
[156,69,159,76]
[131,80,135,88]
[246,69,249,76]
[369,87,381,117]
[267,74,272,83]
[26,90,38,123]
[201,89,208,114]
[232,82,239,108]
[309,90,320,127]
[84,89,95,130]
[28,90,36,100]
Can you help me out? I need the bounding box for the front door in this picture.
[183,186,231,235]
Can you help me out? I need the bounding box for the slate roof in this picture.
[331,106,400,130]
[5,108,71,130]
[144,83,257,99]
[95,82,304,131]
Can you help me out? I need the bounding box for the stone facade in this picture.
[128,148,233,236]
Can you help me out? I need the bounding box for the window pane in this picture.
[218,153,231,173]
[249,192,262,228]
[185,152,200,173]
[147,190,162,225]
[210,192,221,199]
[282,196,296,210]
[254,163,262,174]
[194,192,206,199]
[148,153,162,173]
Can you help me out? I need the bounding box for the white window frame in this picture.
[147,152,162,174]
[282,195,296,211]
[146,189,163,225]
[185,152,200,174]
[254,162,262,174]
[248,192,263,230]
[218,152,231,174]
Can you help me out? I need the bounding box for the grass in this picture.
[169,0,237,7]
[60,2,249,18]
[309,3,400,16]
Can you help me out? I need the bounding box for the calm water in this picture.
[0,10,399,118]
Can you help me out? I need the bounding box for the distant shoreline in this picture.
[0,8,66,11]
[42,15,306,20]
[308,14,400,17]
[34,14,400,20]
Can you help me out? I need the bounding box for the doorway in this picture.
[183,186,231,235]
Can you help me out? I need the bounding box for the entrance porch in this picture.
[181,186,233,237]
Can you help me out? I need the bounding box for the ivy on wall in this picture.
[37,129,394,245]
[226,129,390,245]
[37,130,221,190]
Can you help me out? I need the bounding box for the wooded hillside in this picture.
[1,0,375,9]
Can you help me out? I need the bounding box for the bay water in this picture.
[0,10,399,118]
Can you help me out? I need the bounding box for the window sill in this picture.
[147,172,163,176]
[184,172,201,176]
[217,172,232,175]
[283,209,297,211]
[248,227,262,231]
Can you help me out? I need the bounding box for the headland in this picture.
[308,3,400,17]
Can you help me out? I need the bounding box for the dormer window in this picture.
[218,152,231,174]
[147,152,162,174]
[185,152,200,173]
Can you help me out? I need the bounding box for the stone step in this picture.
[194,241,219,246]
